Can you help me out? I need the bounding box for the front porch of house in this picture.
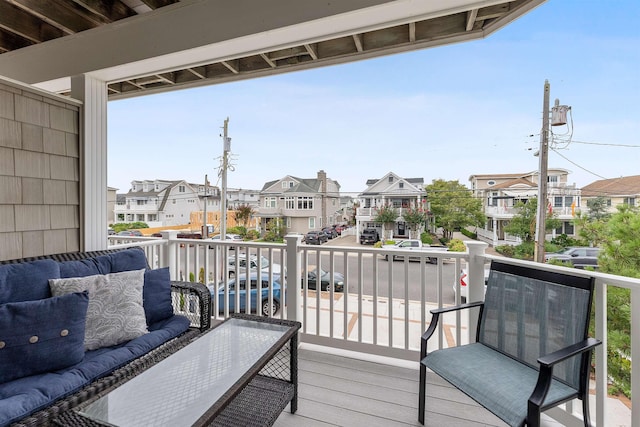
[106,234,635,426]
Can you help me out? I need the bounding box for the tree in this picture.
[425,179,485,240]
[595,204,640,397]
[373,204,398,240]
[402,207,429,239]
[234,204,255,228]
[573,212,609,247]
[586,196,611,220]
[503,197,560,242]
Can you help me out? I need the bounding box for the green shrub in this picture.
[496,244,515,257]
[373,241,383,248]
[460,228,477,239]
[420,232,433,245]
[447,239,466,252]
[245,229,260,240]
[228,225,247,237]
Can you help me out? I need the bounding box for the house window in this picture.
[297,196,313,210]
[309,217,315,229]
[178,185,185,192]
[624,197,636,206]
[607,198,612,206]
[548,176,558,184]
[285,197,295,209]
[564,222,575,235]
[148,214,157,222]
[264,197,276,208]
[289,181,294,187]
[399,182,404,189]
[282,181,288,188]
[136,200,146,205]
[388,176,394,183]
[487,180,496,186]
[565,196,573,207]
[117,214,125,221]
[554,196,563,207]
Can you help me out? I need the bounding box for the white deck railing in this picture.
[108,233,637,426]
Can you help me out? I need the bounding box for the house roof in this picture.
[490,178,536,189]
[0,0,546,99]
[581,175,640,197]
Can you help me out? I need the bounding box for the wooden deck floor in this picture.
[274,346,566,427]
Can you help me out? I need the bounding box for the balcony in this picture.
[109,233,635,426]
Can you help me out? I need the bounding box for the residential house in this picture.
[226,188,261,210]
[356,172,427,240]
[257,170,340,234]
[470,168,580,246]
[114,179,221,227]
[107,187,117,226]
[581,175,640,213]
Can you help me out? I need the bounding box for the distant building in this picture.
[581,175,640,213]
[356,172,427,239]
[470,168,580,246]
[257,170,341,234]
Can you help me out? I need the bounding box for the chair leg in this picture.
[526,401,541,427]
[418,364,426,424]
[582,396,592,427]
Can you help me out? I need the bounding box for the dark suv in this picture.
[359,228,380,245]
[304,230,328,245]
[544,247,601,269]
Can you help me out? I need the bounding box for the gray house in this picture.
[257,170,340,235]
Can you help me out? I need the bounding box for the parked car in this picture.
[208,273,282,316]
[302,268,345,292]
[107,227,115,235]
[544,247,601,269]
[227,254,283,278]
[117,230,143,236]
[334,224,348,235]
[381,239,448,264]
[359,228,379,245]
[453,264,490,303]
[304,230,329,245]
[207,233,243,249]
[322,226,338,239]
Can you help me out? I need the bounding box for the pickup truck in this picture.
[382,239,449,264]
[359,228,380,245]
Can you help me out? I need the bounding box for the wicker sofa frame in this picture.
[1,247,212,427]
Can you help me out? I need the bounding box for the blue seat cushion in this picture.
[422,343,579,427]
[0,315,190,427]
[108,248,148,272]
[0,292,89,384]
[0,260,60,304]
[59,255,112,278]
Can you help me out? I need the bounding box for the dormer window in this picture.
[399,182,404,189]
[389,176,394,183]
[487,180,496,186]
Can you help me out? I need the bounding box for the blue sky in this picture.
[108,0,640,194]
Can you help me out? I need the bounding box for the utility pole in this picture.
[534,80,550,263]
[220,118,230,239]
[202,174,209,238]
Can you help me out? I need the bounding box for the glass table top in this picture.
[79,318,293,426]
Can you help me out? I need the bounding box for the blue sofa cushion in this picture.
[0,315,190,427]
[49,270,148,351]
[59,255,112,278]
[0,292,89,384]
[0,260,60,304]
[108,248,148,272]
[143,268,174,325]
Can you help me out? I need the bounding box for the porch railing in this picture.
[108,233,637,426]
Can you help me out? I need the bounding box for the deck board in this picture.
[274,346,510,427]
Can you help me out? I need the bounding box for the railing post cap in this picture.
[284,233,303,243]
[160,230,179,239]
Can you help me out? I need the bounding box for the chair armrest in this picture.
[528,338,602,410]
[537,337,602,367]
[171,281,212,331]
[421,301,485,358]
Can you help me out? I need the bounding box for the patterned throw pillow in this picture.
[0,292,88,383]
[49,270,148,351]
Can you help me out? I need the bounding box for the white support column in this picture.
[285,234,302,322]
[71,75,108,251]
[466,241,488,342]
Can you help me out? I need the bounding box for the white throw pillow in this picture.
[49,269,148,350]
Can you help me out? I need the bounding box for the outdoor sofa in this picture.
[0,247,211,426]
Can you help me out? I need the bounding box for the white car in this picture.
[206,233,243,249]
[226,254,283,278]
[453,264,490,303]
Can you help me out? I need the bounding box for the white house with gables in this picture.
[356,172,427,240]
[114,179,221,227]
[470,168,580,246]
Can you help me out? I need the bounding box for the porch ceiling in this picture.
[0,0,545,100]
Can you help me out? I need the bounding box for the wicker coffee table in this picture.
[56,314,300,427]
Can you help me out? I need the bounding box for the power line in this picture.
[570,140,640,148]
[550,147,608,180]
